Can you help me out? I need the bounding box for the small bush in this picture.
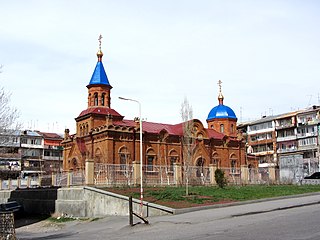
[215,169,227,188]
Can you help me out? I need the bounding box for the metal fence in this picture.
[0,164,283,190]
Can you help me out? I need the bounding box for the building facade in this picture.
[0,130,63,179]
[238,106,320,183]
[61,41,251,185]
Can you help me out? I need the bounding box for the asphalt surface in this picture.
[15,192,320,240]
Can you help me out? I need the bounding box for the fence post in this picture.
[67,172,72,187]
[17,177,21,189]
[129,196,133,226]
[51,173,56,186]
[268,166,276,184]
[241,165,249,185]
[38,175,42,187]
[27,177,31,188]
[8,179,12,190]
[85,159,95,185]
[209,164,217,185]
[173,163,182,186]
[133,161,140,186]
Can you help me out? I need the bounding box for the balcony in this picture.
[297,132,317,139]
[298,144,317,151]
[297,119,320,126]
[277,147,298,154]
[252,150,274,156]
[21,143,43,149]
[275,124,295,130]
[276,135,297,142]
[42,156,61,161]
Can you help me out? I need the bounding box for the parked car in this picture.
[304,172,320,179]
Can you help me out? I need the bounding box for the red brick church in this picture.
[61,37,256,184]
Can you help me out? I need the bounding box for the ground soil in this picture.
[105,187,236,209]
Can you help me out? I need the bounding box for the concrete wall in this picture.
[55,186,174,218]
[7,188,58,215]
[0,186,173,218]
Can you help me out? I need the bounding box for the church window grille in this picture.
[220,124,224,133]
[101,93,105,106]
[94,93,98,106]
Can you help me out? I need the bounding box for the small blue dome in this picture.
[207,104,237,121]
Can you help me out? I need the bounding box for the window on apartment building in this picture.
[44,150,50,156]
[250,122,272,131]
[31,139,41,145]
[21,138,27,144]
[298,137,317,146]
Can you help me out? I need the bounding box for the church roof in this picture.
[113,119,225,140]
[88,61,111,86]
[77,107,123,119]
[207,104,237,121]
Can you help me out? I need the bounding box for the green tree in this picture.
[215,168,227,188]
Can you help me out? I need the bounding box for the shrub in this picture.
[215,169,227,188]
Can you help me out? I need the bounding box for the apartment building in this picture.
[0,130,64,179]
[239,115,278,167]
[0,130,21,179]
[38,132,63,174]
[20,130,45,177]
[238,106,320,183]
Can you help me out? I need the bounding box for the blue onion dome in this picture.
[207,104,237,120]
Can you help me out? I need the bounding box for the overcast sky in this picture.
[1,0,320,133]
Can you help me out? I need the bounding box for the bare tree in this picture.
[181,97,194,196]
[0,66,21,140]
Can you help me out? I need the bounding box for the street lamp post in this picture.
[119,97,143,215]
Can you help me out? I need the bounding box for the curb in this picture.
[172,191,320,215]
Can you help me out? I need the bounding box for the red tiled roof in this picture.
[77,107,123,118]
[113,119,224,140]
[37,131,63,139]
[206,129,225,140]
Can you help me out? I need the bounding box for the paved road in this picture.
[16,193,320,240]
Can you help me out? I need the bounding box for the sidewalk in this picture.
[15,192,320,240]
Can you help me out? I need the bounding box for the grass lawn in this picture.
[104,185,320,209]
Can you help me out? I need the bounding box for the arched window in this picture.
[119,146,130,171]
[212,152,219,166]
[146,149,156,172]
[230,124,234,134]
[196,158,205,177]
[169,150,179,172]
[88,93,92,106]
[85,124,89,135]
[94,93,98,106]
[231,160,236,173]
[230,153,238,173]
[80,126,83,136]
[101,93,105,106]
[220,124,224,133]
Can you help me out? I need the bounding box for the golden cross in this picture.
[98,34,103,50]
[218,80,222,93]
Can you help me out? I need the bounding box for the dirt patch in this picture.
[104,187,237,209]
